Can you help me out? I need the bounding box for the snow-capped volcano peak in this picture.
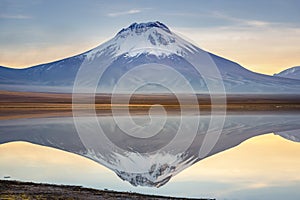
[86,21,198,59]
[117,21,171,35]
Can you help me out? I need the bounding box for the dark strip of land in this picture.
[0,180,213,200]
[0,90,300,120]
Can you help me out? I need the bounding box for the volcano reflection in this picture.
[0,113,299,187]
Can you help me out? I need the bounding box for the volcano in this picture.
[1,21,300,93]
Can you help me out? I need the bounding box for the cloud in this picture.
[0,14,32,19]
[165,11,272,28]
[107,9,141,17]
[211,11,271,27]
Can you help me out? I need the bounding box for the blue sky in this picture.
[1,0,300,42]
[1,0,300,74]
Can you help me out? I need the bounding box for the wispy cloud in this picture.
[0,14,32,19]
[211,11,271,27]
[107,9,141,17]
[165,11,272,28]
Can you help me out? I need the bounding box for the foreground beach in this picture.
[0,180,214,200]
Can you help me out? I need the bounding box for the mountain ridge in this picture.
[274,66,300,80]
[117,21,172,35]
[0,21,300,94]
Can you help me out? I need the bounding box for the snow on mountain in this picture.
[274,66,300,80]
[1,21,300,94]
[86,21,197,60]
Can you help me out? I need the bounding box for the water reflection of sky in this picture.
[0,114,300,199]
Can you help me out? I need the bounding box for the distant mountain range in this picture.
[0,21,300,93]
[274,66,300,80]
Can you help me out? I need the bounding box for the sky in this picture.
[1,0,300,74]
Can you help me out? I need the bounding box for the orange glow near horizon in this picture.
[1,27,300,75]
[173,134,300,183]
[0,41,102,69]
[1,134,300,192]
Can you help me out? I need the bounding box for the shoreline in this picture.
[1,90,300,120]
[0,179,214,200]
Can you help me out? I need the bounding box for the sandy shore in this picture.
[0,90,300,120]
[0,180,213,200]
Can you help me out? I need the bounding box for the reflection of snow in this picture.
[275,129,300,142]
[0,114,299,187]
